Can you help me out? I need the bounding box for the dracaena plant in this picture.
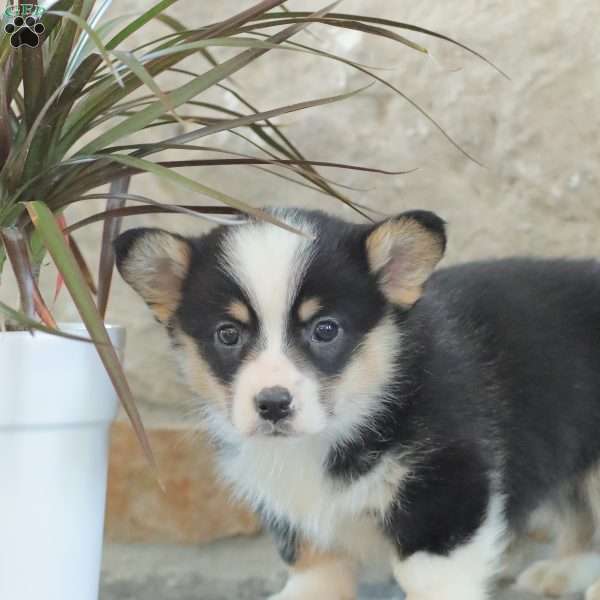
[0,0,500,464]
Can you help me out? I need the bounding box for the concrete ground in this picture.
[100,535,579,600]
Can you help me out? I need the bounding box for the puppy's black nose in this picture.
[254,386,293,423]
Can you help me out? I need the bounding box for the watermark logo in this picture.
[3,4,45,48]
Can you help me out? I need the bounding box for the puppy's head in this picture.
[114,209,445,440]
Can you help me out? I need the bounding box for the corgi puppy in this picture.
[114,208,600,600]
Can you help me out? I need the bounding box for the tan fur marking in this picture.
[330,312,401,430]
[177,331,229,410]
[557,508,595,557]
[152,303,176,323]
[388,286,423,308]
[294,542,340,572]
[227,300,251,324]
[366,218,444,307]
[553,467,600,558]
[527,526,553,544]
[517,555,600,598]
[298,297,321,322]
[121,232,190,322]
[273,542,357,600]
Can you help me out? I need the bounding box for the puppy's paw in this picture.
[516,560,570,597]
[586,579,600,600]
[516,555,600,597]
[267,577,356,600]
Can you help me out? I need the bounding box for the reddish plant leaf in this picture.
[53,214,69,302]
[97,176,130,318]
[70,235,98,295]
[0,226,35,319]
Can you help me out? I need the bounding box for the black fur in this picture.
[383,444,491,557]
[328,257,600,556]
[113,227,151,270]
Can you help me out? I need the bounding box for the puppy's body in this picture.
[115,209,600,600]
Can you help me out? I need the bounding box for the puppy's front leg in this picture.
[384,451,506,600]
[391,531,501,600]
[266,519,356,600]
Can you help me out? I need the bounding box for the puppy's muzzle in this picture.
[254,386,293,423]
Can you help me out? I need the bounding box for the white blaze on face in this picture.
[221,215,325,436]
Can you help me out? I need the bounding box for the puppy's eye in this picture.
[312,319,339,343]
[216,324,240,346]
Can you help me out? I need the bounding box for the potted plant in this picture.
[0,1,497,598]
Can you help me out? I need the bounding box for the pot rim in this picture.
[0,321,124,338]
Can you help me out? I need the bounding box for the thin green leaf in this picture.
[47,10,124,86]
[248,12,509,78]
[106,0,179,50]
[241,17,429,54]
[20,39,46,130]
[35,0,76,42]
[0,63,12,167]
[4,81,69,188]
[197,0,286,39]
[46,54,102,164]
[137,36,327,62]
[154,13,186,33]
[154,13,221,72]
[25,201,158,477]
[45,0,84,95]
[134,84,372,154]
[65,0,116,79]
[67,14,133,80]
[112,50,184,125]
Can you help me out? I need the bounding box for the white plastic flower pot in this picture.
[0,323,125,600]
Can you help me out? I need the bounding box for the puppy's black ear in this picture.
[114,228,191,323]
[365,210,446,307]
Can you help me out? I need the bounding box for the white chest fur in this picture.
[219,436,405,561]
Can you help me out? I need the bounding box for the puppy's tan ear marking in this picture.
[365,210,446,307]
[114,228,191,323]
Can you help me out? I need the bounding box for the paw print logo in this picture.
[4,15,45,48]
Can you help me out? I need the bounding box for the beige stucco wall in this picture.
[4,1,600,425]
